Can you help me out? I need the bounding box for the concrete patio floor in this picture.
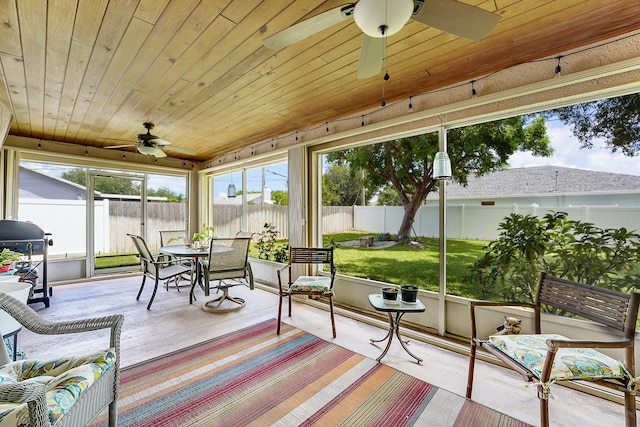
[16,275,633,426]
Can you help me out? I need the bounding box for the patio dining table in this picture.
[159,244,232,304]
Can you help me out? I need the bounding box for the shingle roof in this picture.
[446,166,640,198]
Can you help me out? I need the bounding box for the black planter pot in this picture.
[401,286,419,303]
[381,287,398,302]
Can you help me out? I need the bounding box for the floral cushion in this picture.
[289,276,332,293]
[489,334,625,381]
[0,348,116,426]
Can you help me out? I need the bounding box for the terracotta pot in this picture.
[0,264,11,273]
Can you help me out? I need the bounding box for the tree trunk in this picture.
[397,197,423,239]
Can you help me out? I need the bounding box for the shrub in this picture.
[467,211,640,304]
[255,223,288,263]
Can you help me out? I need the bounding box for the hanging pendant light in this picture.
[353,0,413,38]
[433,152,452,180]
[227,182,237,198]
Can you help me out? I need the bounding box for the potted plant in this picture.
[254,223,288,263]
[0,248,22,273]
[191,224,215,248]
[249,223,289,286]
[381,286,399,304]
[400,285,419,303]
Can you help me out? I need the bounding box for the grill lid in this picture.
[0,220,48,241]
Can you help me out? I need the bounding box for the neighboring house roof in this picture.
[19,166,167,201]
[446,166,640,198]
[19,166,88,199]
[215,192,264,205]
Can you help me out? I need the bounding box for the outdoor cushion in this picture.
[0,348,116,426]
[488,334,625,381]
[289,276,332,293]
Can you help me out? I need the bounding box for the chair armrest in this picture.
[546,337,633,351]
[0,382,48,427]
[0,293,124,352]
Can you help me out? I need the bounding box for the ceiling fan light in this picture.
[137,145,158,156]
[354,0,413,38]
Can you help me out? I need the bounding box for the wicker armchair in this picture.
[0,292,124,427]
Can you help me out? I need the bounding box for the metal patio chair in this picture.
[199,237,254,313]
[277,247,336,338]
[128,234,192,309]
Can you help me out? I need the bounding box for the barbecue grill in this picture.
[0,220,53,307]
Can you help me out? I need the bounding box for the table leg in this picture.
[189,262,202,304]
[370,312,395,362]
[369,312,422,364]
[394,312,422,364]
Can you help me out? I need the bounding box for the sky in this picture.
[508,120,640,176]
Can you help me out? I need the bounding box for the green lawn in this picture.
[95,253,140,269]
[100,233,489,299]
[249,231,488,300]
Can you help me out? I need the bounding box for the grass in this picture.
[249,231,488,300]
[95,253,140,269]
[99,233,489,299]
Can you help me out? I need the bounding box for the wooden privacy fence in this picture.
[212,205,354,238]
[110,202,354,252]
[110,201,186,252]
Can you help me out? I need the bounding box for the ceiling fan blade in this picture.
[149,137,172,146]
[263,4,355,50]
[105,144,136,149]
[357,35,384,79]
[413,0,501,41]
[163,146,196,156]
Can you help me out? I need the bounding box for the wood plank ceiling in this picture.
[2,0,640,164]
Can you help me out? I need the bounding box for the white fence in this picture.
[18,198,640,258]
[354,204,640,240]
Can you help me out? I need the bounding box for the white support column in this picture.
[438,127,448,336]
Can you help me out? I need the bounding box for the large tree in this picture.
[326,116,551,239]
[322,162,363,206]
[543,93,640,156]
[62,168,184,201]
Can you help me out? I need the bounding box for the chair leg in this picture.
[147,278,160,310]
[136,276,147,301]
[538,387,550,427]
[329,295,336,338]
[624,391,637,427]
[108,401,117,427]
[277,292,283,334]
[288,294,292,317]
[466,342,477,398]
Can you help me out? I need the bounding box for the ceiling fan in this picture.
[263,0,501,79]
[105,122,195,158]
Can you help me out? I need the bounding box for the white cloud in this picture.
[509,122,640,176]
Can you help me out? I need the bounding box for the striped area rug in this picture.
[92,319,530,426]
